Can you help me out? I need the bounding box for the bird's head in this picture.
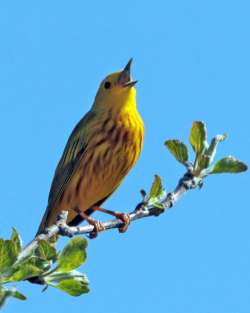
[93,59,137,113]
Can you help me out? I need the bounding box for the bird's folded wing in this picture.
[37,111,95,233]
[48,110,95,209]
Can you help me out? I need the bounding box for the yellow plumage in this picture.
[37,59,144,235]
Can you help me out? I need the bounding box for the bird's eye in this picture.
[104,81,111,89]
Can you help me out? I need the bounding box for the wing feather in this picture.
[37,110,95,234]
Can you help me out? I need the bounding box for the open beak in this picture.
[118,58,138,88]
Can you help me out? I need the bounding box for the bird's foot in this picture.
[74,207,105,239]
[92,206,131,233]
[89,219,105,239]
[115,212,131,233]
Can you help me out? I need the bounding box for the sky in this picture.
[0,0,250,312]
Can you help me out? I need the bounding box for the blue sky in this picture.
[0,0,250,312]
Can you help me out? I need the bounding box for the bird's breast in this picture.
[79,113,143,202]
[58,111,144,222]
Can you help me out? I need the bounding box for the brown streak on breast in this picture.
[91,137,107,149]
[139,128,144,149]
[119,160,130,177]
[122,130,130,144]
[102,147,110,162]
[130,144,138,165]
[107,124,116,139]
[112,127,123,145]
[102,118,110,132]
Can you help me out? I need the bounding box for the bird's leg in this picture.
[74,208,105,238]
[93,206,131,233]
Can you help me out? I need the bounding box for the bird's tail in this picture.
[36,207,95,237]
[35,205,52,236]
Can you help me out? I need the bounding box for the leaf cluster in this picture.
[165,121,247,177]
[0,230,89,307]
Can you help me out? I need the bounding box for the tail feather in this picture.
[36,206,52,236]
[36,195,110,236]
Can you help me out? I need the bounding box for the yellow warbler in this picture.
[37,59,144,236]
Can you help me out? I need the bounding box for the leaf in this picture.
[204,134,227,165]
[11,228,22,255]
[12,255,52,275]
[12,290,26,301]
[8,263,43,282]
[56,237,87,272]
[148,175,166,209]
[149,175,164,199]
[165,140,188,164]
[28,256,51,272]
[0,287,26,308]
[190,121,208,154]
[55,278,90,296]
[196,134,228,172]
[206,134,227,157]
[44,270,89,296]
[36,240,57,262]
[197,154,210,170]
[210,157,248,174]
[0,287,8,308]
[0,239,18,273]
[44,269,88,282]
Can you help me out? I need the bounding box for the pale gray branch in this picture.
[17,171,202,265]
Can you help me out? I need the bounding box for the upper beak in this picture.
[118,58,138,88]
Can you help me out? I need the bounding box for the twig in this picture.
[17,170,202,265]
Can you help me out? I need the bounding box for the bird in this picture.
[37,59,144,237]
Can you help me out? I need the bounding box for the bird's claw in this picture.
[89,220,105,239]
[115,213,131,233]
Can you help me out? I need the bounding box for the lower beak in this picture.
[118,58,138,88]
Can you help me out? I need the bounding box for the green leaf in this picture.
[206,134,227,158]
[196,134,228,173]
[148,175,166,209]
[56,237,87,272]
[8,263,43,282]
[0,239,18,273]
[55,278,89,296]
[11,228,22,255]
[0,287,8,308]
[190,121,208,154]
[36,240,57,262]
[45,269,87,282]
[165,140,188,164]
[210,156,248,174]
[0,287,26,308]
[44,270,89,296]
[204,134,227,165]
[12,290,26,301]
[149,175,164,199]
[28,256,51,272]
[197,154,210,170]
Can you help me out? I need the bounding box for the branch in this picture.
[17,170,202,264]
